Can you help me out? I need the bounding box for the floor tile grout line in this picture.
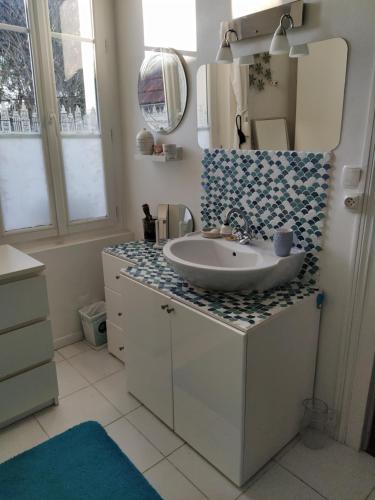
[165,442,186,458]
[54,382,94,402]
[92,382,142,417]
[232,460,277,500]
[164,457,211,499]
[103,413,126,429]
[64,356,124,385]
[90,365,127,385]
[277,461,330,500]
[34,414,53,439]
[123,411,186,457]
[273,436,301,463]
[121,413,179,458]
[59,345,124,381]
[62,357,97,384]
[31,415,50,439]
[365,485,375,500]
[56,345,91,361]
[141,456,167,475]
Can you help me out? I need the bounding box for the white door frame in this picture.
[334,63,375,449]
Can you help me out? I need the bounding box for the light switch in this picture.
[342,165,362,189]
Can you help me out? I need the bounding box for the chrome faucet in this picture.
[225,208,254,245]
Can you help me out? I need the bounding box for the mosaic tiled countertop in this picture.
[104,240,318,333]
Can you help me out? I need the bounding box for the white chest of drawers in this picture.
[0,245,58,428]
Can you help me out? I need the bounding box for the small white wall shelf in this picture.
[134,147,183,162]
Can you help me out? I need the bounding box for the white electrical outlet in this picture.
[344,194,361,209]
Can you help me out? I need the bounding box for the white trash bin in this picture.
[79,301,107,348]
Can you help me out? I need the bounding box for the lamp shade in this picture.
[289,43,309,57]
[238,54,255,65]
[216,41,233,63]
[269,25,290,55]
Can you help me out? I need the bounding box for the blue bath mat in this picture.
[0,421,161,500]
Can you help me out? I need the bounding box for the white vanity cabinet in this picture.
[102,252,130,362]
[0,245,58,428]
[122,274,320,486]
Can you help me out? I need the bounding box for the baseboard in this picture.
[53,330,83,350]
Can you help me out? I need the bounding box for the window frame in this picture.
[0,0,121,244]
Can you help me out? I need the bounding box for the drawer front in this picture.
[105,287,124,329]
[0,362,58,427]
[0,320,53,381]
[0,275,49,332]
[102,252,130,293]
[107,321,126,363]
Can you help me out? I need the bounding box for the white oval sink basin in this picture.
[163,234,305,292]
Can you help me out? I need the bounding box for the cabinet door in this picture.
[171,301,246,485]
[122,277,173,428]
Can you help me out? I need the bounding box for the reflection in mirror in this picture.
[157,204,194,240]
[138,49,188,134]
[197,38,347,152]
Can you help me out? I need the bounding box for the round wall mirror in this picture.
[156,203,194,240]
[138,48,188,134]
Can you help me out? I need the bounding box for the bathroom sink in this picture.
[163,234,305,292]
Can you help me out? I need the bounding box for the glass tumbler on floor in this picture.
[300,398,329,449]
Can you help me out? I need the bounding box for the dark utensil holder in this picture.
[143,218,156,242]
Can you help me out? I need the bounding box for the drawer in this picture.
[107,321,126,363]
[0,275,49,333]
[102,252,130,293]
[0,320,53,381]
[0,362,58,428]
[105,287,125,329]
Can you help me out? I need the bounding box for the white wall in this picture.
[114,0,375,419]
[17,233,132,348]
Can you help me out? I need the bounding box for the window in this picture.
[232,0,286,18]
[142,0,197,52]
[0,1,52,232]
[0,0,116,241]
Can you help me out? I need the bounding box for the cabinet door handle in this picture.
[161,304,168,310]
[118,312,123,317]
[119,346,124,351]
[166,307,175,314]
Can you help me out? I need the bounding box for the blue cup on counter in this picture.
[274,228,294,257]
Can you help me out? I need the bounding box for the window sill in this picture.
[15,227,134,254]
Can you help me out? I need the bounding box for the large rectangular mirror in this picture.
[197,38,347,152]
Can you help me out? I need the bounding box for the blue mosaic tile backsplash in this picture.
[201,149,331,284]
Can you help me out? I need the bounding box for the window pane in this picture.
[142,0,196,52]
[48,0,93,38]
[232,0,287,18]
[0,30,39,131]
[0,138,51,230]
[51,36,108,222]
[62,137,108,221]
[0,0,27,28]
[0,29,51,231]
[52,37,99,132]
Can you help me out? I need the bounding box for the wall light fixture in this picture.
[216,29,239,64]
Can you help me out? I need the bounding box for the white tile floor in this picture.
[1,341,375,500]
